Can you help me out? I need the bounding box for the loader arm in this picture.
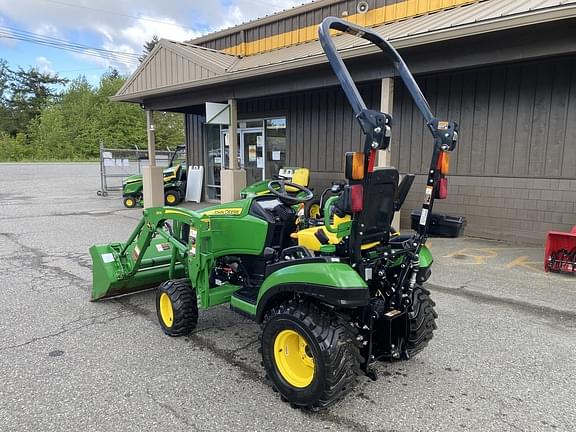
[90,207,209,301]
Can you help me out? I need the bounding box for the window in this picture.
[265,118,287,178]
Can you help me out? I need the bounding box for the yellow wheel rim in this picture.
[166,194,176,204]
[274,329,315,388]
[309,204,321,219]
[159,293,173,328]
[125,198,134,207]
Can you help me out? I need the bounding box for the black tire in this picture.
[261,300,361,409]
[164,190,180,206]
[304,198,322,219]
[156,279,198,336]
[123,196,137,208]
[404,285,437,358]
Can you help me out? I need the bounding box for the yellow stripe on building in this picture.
[223,0,479,56]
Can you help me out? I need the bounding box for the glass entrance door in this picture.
[241,130,264,186]
[220,127,264,186]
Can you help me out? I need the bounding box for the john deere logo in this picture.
[203,208,243,216]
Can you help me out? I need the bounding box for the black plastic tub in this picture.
[410,210,466,237]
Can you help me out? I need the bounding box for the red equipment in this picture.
[544,226,576,274]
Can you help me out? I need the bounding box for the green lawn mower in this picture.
[90,17,458,409]
[240,166,323,222]
[122,145,187,208]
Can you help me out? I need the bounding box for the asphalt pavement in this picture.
[0,163,574,432]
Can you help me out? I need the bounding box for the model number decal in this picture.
[419,209,429,226]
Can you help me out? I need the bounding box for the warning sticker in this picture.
[419,208,429,226]
[156,243,170,252]
[132,245,140,261]
[101,253,115,264]
[424,186,433,205]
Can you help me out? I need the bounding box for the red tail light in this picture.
[437,151,450,175]
[351,184,364,212]
[437,177,448,199]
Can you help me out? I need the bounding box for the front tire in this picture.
[123,196,137,208]
[164,190,180,206]
[261,301,361,408]
[404,285,437,358]
[156,279,198,336]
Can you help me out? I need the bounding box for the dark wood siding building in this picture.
[115,0,576,244]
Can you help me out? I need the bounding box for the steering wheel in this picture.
[267,180,314,206]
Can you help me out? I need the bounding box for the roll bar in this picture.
[318,17,458,154]
[318,16,459,244]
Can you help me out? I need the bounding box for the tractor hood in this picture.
[122,166,181,186]
[123,173,142,185]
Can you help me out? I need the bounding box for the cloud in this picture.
[0,0,304,72]
[35,56,55,74]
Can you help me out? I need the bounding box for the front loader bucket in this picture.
[90,238,185,301]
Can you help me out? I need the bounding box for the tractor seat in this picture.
[285,168,310,193]
[353,167,399,246]
[292,167,399,253]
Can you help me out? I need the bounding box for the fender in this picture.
[256,262,369,322]
[419,244,433,268]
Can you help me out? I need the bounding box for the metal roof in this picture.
[114,0,576,102]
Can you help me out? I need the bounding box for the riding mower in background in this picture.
[122,145,188,208]
[240,167,311,198]
[90,17,458,409]
[241,166,322,221]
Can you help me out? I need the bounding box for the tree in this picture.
[6,66,68,136]
[0,57,184,161]
[0,59,11,136]
[139,35,160,63]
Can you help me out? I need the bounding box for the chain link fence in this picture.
[96,142,174,196]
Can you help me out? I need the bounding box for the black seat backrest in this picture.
[394,173,415,211]
[355,167,399,245]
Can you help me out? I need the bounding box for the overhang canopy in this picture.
[115,40,239,100]
[113,0,576,104]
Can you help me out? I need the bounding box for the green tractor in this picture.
[240,167,311,198]
[90,17,458,409]
[240,166,324,222]
[122,145,188,208]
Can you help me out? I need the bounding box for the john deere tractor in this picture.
[241,167,323,222]
[90,17,458,409]
[122,145,187,208]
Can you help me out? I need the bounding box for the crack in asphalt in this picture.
[0,311,133,351]
[427,283,576,327]
[144,388,201,431]
[0,232,91,290]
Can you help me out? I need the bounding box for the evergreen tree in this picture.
[138,35,160,63]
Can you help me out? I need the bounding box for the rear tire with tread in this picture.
[261,300,361,409]
[156,279,198,337]
[404,285,437,358]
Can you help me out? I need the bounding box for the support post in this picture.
[228,99,238,170]
[142,109,164,208]
[220,99,246,203]
[378,78,401,229]
[378,78,394,168]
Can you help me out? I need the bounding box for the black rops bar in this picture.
[318,16,458,243]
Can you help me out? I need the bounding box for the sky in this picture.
[0,0,304,85]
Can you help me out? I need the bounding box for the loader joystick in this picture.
[267,179,314,205]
